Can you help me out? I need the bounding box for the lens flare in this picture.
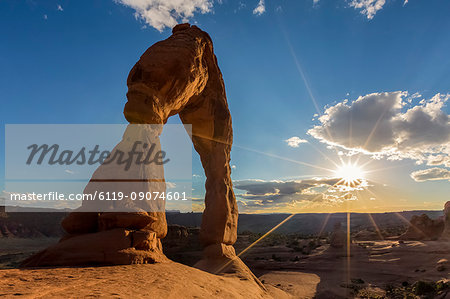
[334,162,365,183]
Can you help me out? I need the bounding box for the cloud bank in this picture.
[308,92,450,167]
[234,178,367,212]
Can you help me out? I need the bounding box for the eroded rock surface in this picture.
[440,201,450,241]
[399,214,444,241]
[21,228,167,267]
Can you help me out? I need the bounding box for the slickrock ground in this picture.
[0,261,288,299]
[1,238,449,298]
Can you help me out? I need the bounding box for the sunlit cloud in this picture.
[115,0,412,31]
[308,92,450,168]
[114,0,213,31]
[57,4,63,11]
[349,0,386,19]
[285,136,308,148]
[253,0,265,15]
[427,155,450,167]
[410,167,450,182]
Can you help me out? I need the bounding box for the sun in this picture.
[334,162,365,183]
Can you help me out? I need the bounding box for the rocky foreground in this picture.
[1,201,449,298]
[0,261,289,298]
[1,238,449,298]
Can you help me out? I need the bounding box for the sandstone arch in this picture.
[22,24,240,267]
[124,23,238,247]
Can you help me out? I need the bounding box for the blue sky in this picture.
[1,0,449,213]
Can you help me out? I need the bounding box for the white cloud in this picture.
[308,92,450,166]
[43,14,48,20]
[349,0,386,19]
[403,0,408,6]
[231,165,237,169]
[57,4,63,11]
[285,136,308,148]
[115,0,213,32]
[313,0,320,4]
[253,0,265,15]
[410,167,450,182]
[166,182,177,188]
[427,155,450,167]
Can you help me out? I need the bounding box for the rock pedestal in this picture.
[399,213,444,241]
[21,229,167,267]
[330,222,347,249]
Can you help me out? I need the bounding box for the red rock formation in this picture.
[330,222,347,248]
[124,23,237,246]
[21,229,167,267]
[440,201,450,241]
[399,213,444,241]
[22,24,240,271]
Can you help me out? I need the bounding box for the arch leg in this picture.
[180,99,238,247]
